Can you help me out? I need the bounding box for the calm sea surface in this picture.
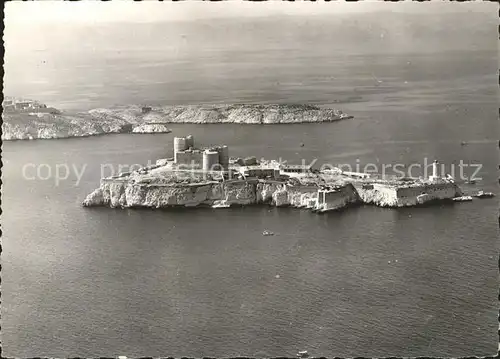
[2,18,499,357]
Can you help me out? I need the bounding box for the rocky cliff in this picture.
[3,102,352,140]
[83,174,463,211]
[82,178,359,210]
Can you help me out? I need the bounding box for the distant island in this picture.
[2,97,352,141]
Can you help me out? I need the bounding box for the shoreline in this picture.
[83,197,458,212]
[82,174,463,212]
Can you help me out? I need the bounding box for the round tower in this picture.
[219,145,229,170]
[203,150,220,172]
[174,137,187,160]
[186,134,194,149]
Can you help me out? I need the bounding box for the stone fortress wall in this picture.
[396,182,460,206]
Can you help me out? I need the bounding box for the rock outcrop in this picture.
[131,123,172,134]
[83,173,463,211]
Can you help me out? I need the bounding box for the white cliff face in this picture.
[83,178,363,213]
[356,185,399,207]
[103,181,129,208]
[224,181,257,205]
[84,180,258,208]
[256,182,282,203]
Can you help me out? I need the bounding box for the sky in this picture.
[5,0,495,25]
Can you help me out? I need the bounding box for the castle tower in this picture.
[173,137,187,163]
[186,134,194,149]
[203,150,220,172]
[218,145,229,170]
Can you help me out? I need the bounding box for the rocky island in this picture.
[83,135,468,212]
[2,98,352,141]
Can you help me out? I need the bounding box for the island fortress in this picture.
[83,135,463,211]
